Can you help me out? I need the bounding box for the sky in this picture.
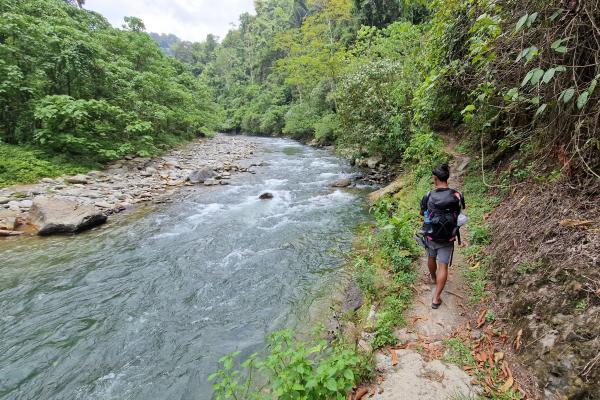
[85,0,256,42]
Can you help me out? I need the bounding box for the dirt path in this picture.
[370,140,479,399]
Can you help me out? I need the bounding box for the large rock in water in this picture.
[30,197,107,236]
[330,178,352,188]
[187,167,216,184]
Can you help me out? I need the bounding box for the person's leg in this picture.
[427,256,437,283]
[433,262,448,304]
[432,244,453,306]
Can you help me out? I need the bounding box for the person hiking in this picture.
[419,164,465,309]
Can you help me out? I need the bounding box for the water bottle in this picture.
[423,210,432,234]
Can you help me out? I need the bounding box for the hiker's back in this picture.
[423,188,461,242]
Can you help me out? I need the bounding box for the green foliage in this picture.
[209,330,368,400]
[402,128,449,179]
[0,143,92,187]
[0,0,219,168]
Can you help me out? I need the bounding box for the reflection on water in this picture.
[0,137,369,400]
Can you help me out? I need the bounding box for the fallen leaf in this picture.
[499,376,514,392]
[503,361,513,379]
[470,262,481,270]
[412,315,427,325]
[354,387,369,400]
[514,329,523,351]
[494,352,504,363]
[476,351,488,362]
[389,348,399,366]
[559,219,594,227]
[477,309,487,328]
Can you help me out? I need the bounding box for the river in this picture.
[0,137,370,400]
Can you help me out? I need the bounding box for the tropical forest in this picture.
[0,0,598,399]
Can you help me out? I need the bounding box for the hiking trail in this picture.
[370,138,480,399]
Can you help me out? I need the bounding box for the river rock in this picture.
[204,179,218,186]
[366,155,383,169]
[18,199,33,208]
[65,175,89,184]
[30,196,107,235]
[330,178,352,188]
[0,210,18,230]
[0,230,24,237]
[0,197,9,205]
[259,192,274,200]
[187,167,216,184]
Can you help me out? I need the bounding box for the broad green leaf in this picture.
[515,14,528,32]
[521,69,534,86]
[542,68,555,84]
[325,378,338,392]
[461,104,476,114]
[530,68,545,85]
[588,78,598,95]
[577,91,589,110]
[343,369,354,381]
[526,12,538,27]
[548,8,564,21]
[556,46,567,53]
[555,66,567,72]
[561,88,575,103]
[534,103,547,118]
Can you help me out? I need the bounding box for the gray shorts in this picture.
[426,240,454,264]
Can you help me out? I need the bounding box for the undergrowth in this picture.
[353,176,429,348]
[0,143,94,187]
[458,169,501,303]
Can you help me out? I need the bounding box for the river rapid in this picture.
[0,137,370,400]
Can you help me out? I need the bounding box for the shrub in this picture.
[209,330,368,400]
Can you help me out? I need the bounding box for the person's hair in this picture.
[432,163,450,182]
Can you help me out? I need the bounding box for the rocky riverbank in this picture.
[0,134,262,237]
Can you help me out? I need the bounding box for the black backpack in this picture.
[423,189,461,243]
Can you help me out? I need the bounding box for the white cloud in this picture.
[85,0,255,42]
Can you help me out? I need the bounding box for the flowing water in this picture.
[0,137,370,400]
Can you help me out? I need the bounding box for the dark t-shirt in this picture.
[420,188,465,215]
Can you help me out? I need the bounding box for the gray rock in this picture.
[187,167,216,184]
[94,201,113,209]
[203,179,218,186]
[0,197,9,205]
[65,175,89,184]
[30,196,107,235]
[366,155,383,169]
[342,280,363,313]
[18,200,33,208]
[0,230,24,237]
[330,178,352,188]
[259,192,274,200]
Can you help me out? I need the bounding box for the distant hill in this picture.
[148,32,181,56]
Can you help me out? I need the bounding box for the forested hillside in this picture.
[179,0,599,183]
[0,0,220,185]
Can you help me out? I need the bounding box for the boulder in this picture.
[187,167,216,184]
[30,196,107,236]
[330,178,352,188]
[366,155,383,169]
[259,192,274,200]
[0,197,9,205]
[65,175,89,184]
[0,210,18,230]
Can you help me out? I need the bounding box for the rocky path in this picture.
[0,134,262,236]
[369,141,479,400]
